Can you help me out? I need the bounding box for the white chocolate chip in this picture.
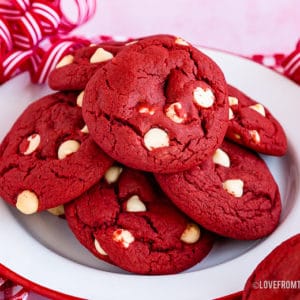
[16,190,39,214]
[58,140,80,160]
[90,48,114,63]
[138,106,155,115]
[222,179,244,197]
[249,130,261,144]
[165,102,186,123]
[47,205,65,216]
[80,124,89,134]
[104,166,123,184]
[180,223,201,244]
[249,103,266,117]
[76,91,84,107]
[94,239,108,256]
[213,148,230,167]
[126,195,146,212]
[144,128,169,151]
[234,133,241,140]
[22,134,41,155]
[193,86,215,108]
[112,229,134,248]
[56,54,74,69]
[229,107,234,120]
[175,37,189,46]
[228,96,238,106]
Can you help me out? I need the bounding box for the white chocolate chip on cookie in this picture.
[249,103,266,117]
[144,128,169,150]
[126,195,147,212]
[229,108,234,120]
[249,130,261,144]
[80,124,89,134]
[165,102,186,123]
[94,239,108,256]
[90,48,114,63]
[48,205,65,216]
[104,166,123,184]
[58,140,80,160]
[175,37,189,46]
[234,133,241,140]
[76,91,84,107]
[213,148,230,167]
[180,223,201,244]
[22,133,41,155]
[56,54,74,69]
[138,105,155,115]
[193,86,215,108]
[16,190,39,214]
[112,229,135,248]
[222,179,244,197]
[228,96,238,106]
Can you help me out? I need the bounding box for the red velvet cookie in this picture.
[226,85,287,156]
[243,234,300,299]
[82,35,229,173]
[155,140,281,240]
[0,92,113,214]
[48,41,126,91]
[65,166,215,274]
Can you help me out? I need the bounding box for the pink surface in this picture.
[74,0,300,56]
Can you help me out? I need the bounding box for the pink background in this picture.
[75,0,300,56]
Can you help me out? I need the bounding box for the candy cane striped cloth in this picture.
[0,276,28,300]
[250,40,300,85]
[0,0,96,84]
[281,40,300,84]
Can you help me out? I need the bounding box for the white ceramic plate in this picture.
[0,48,299,300]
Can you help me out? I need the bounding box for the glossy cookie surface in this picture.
[82,35,229,173]
[65,166,215,274]
[48,41,126,91]
[0,92,113,214]
[155,140,282,240]
[226,84,287,156]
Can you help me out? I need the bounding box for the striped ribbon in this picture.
[0,0,96,84]
[0,1,300,86]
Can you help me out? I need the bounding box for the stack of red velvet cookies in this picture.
[0,35,287,275]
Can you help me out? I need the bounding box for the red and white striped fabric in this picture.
[249,41,300,85]
[0,0,96,84]
[0,277,28,300]
[282,40,300,84]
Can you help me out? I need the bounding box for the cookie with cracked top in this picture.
[243,234,300,300]
[82,34,229,173]
[155,140,281,240]
[48,41,126,91]
[0,92,113,214]
[65,166,215,275]
[226,84,287,156]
